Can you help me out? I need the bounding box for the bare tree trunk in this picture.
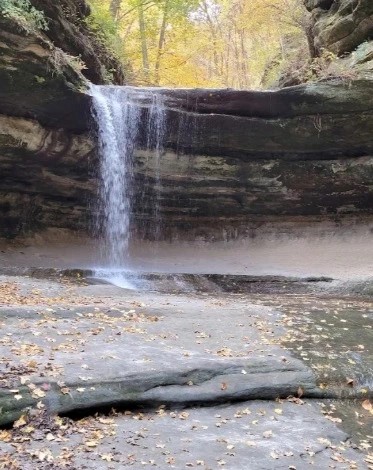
[304,21,318,58]
[138,2,150,81]
[233,27,242,88]
[154,0,170,85]
[225,30,232,87]
[201,0,219,73]
[110,0,122,21]
[239,30,249,88]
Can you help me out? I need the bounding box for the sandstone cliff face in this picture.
[132,84,373,239]
[305,0,373,77]
[0,17,89,129]
[29,0,125,85]
[0,115,94,238]
[305,0,373,55]
[0,0,114,238]
[2,79,372,239]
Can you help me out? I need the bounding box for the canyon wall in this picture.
[0,0,372,240]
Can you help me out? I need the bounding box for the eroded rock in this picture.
[305,0,373,56]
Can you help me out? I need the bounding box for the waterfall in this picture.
[90,85,166,281]
[145,92,166,241]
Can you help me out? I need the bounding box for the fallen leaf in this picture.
[13,415,28,428]
[362,399,373,414]
[360,442,371,450]
[98,417,114,424]
[216,347,233,357]
[85,440,99,448]
[32,388,46,399]
[325,415,342,423]
[317,438,331,447]
[246,440,257,447]
[0,430,12,442]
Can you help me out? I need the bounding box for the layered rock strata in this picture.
[1,79,373,239]
[0,0,110,238]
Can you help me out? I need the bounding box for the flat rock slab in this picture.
[0,266,335,294]
[1,277,372,427]
[0,401,369,469]
[0,297,317,425]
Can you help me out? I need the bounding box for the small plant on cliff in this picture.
[48,48,88,77]
[0,0,48,32]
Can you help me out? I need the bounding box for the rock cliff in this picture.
[305,0,373,77]
[305,0,373,55]
[0,0,117,237]
[133,83,373,239]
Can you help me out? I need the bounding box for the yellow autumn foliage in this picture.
[87,0,311,89]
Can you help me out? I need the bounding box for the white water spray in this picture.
[90,85,166,284]
[145,92,166,241]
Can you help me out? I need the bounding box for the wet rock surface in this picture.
[0,274,371,468]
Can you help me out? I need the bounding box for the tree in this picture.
[110,0,122,21]
[87,0,311,88]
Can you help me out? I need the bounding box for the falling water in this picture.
[145,91,166,241]
[90,85,166,285]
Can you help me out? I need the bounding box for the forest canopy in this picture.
[87,0,314,89]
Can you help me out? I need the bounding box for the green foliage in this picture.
[34,75,46,84]
[0,0,48,31]
[85,1,120,55]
